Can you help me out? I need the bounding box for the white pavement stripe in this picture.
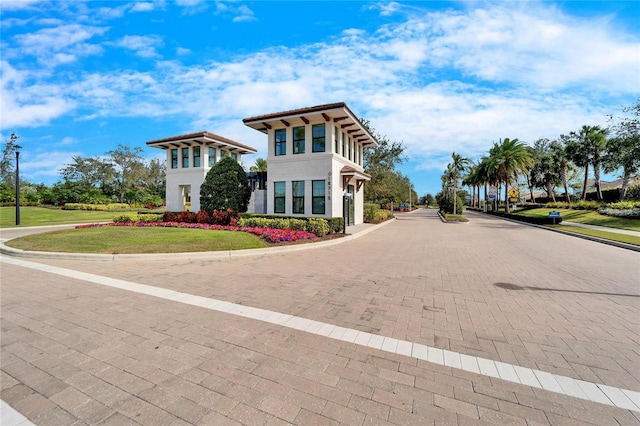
[2,255,638,414]
[0,400,34,426]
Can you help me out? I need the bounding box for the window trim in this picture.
[293,126,305,155]
[312,123,325,153]
[274,181,286,214]
[292,180,305,214]
[171,149,178,169]
[182,147,189,168]
[275,129,286,156]
[312,180,325,215]
[193,146,201,167]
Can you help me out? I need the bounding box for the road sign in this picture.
[509,197,518,203]
[489,185,497,200]
[508,188,519,198]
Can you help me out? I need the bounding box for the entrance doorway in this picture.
[346,185,355,226]
[180,185,191,211]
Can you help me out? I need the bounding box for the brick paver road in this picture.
[2,208,639,425]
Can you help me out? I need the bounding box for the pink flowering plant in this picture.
[75,221,317,243]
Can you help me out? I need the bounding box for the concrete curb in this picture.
[465,210,640,253]
[0,218,397,261]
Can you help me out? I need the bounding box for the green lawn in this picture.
[514,208,640,232]
[6,227,266,254]
[0,206,137,228]
[550,225,640,246]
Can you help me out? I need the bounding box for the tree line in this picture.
[439,99,639,213]
[0,139,165,207]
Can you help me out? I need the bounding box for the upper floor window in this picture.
[312,124,325,153]
[182,147,189,168]
[342,132,346,158]
[193,146,201,167]
[348,137,352,161]
[208,147,216,166]
[231,152,237,161]
[334,126,339,154]
[274,181,285,213]
[171,149,178,169]
[292,180,305,214]
[275,129,286,156]
[293,126,305,154]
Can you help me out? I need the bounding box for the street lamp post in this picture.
[15,145,21,226]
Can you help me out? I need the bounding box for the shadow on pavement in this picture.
[494,282,639,298]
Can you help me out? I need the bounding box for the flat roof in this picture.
[146,131,257,154]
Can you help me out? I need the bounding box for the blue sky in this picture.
[1,0,639,198]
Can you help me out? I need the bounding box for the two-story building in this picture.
[146,131,257,212]
[242,102,378,225]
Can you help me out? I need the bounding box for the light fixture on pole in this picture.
[15,144,21,226]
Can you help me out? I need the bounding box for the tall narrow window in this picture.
[342,132,346,158]
[292,180,305,214]
[208,147,216,166]
[293,126,305,154]
[348,137,352,161]
[193,146,201,167]
[334,126,339,154]
[171,149,178,169]
[231,152,237,161]
[312,124,325,152]
[275,129,286,156]
[312,180,325,214]
[182,147,189,168]
[274,181,285,213]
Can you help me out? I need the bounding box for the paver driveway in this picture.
[1,208,639,425]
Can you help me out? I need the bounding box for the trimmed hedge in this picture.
[484,210,563,225]
[112,213,163,223]
[238,216,329,237]
[63,203,141,211]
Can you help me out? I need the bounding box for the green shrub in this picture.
[545,200,603,210]
[112,213,163,223]
[606,201,640,209]
[306,218,329,237]
[597,207,640,218]
[363,203,380,223]
[63,203,133,211]
[326,217,343,233]
[625,184,640,201]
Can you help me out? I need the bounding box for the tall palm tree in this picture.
[490,138,533,213]
[450,152,471,215]
[552,136,572,203]
[567,125,608,201]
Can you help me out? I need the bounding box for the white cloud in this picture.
[232,5,256,22]
[0,0,41,11]
[22,150,80,181]
[129,2,154,13]
[113,34,163,58]
[176,47,191,55]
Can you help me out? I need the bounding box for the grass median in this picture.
[5,227,267,254]
[0,206,129,228]
[513,208,639,232]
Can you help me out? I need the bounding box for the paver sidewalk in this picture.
[2,208,639,425]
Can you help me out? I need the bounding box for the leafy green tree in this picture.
[551,137,573,203]
[200,156,251,213]
[361,120,406,205]
[0,133,20,187]
[604,99,640,200]
[529,138,560,202]
[106,144,146,203]
[449,152,470,214]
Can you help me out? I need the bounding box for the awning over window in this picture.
[341,166,371,191]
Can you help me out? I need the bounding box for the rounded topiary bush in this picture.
[200,157,251,213]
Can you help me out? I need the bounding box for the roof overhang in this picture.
[341,166,371,191]
[146,131,257,154]
[242,102,378,147]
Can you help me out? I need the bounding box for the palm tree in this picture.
[567,125,608,201]
[490,138,533,213]
[249,157,267,172]
[551,137,572,203]
[450,152,471,215]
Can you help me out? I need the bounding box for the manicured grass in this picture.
[551,225,640,246]
[443,213,468,222]
[514,208,640,232]
[0,206,130,228]
[6,227,266,254]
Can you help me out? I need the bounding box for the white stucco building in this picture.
[243,102,378,225]
[146,131,257,212]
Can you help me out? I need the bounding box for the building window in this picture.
[171,149,178,169]
[312,124,325,152]
[208,147,216,166]
[348,137,352,161]
[342,132,346,158]
[292,180,305,214]
[275,129,286,156]
[293,126,305,154]
[231,152,237,161]
[182,147,189,168]
[274,181,285,213]
[193,146,201,167]
[334,126,339,154]
[221,149,228,158]
[312,180,325,214]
